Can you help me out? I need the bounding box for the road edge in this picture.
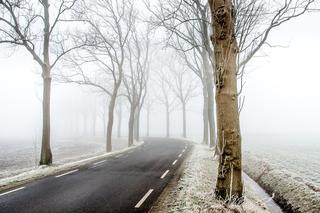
[148,141,194,212]
[0,141,145,192]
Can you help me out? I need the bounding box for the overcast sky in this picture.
[0,8,319,144]
[241,11,320,136]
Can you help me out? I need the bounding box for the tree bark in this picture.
[182,103,187,138]
[128,106,135,147]
[209,0,243,201]
[39,0,52,165]
[106,93,116,152]
[206,68,216,148]
[134,108,140,141]
[40,67,52,165]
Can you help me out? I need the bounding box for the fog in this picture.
[241,11,320,137]
[1,12,319,144]
[1,0,320,212]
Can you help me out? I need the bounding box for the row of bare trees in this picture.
[146,0,317,202]
[0,0,154,164]
[0,0,317,204]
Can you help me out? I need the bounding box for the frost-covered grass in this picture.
[243,134,320,187]
[0,137,128,179]
[243,134,320,213]
[243,153,320,213]
[0,138,143,192]
[150,143,269,213]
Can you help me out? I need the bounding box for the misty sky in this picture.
[0,10,319,143]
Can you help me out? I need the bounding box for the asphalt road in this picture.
[0,138,191,213]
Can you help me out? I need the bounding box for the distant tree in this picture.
[144,94,154,137]
[58,0,134,152]
[166,60,199,138]
[155,67,177,138]
[146,0,216,147]
[123,23,151,146]
[0,0,85,165]
[115,97,125,138]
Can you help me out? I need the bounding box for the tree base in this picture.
[215,189,244,204]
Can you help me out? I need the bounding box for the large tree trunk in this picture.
[209,0,243,201]
[128,106,135,147]
[106,93,116,152]
[202,50,216,148]
[206,68,216,148]
[40,67,52,165]
[39,0,52,165]
[134,108,140,141]
[202,84,209,144]
[182,103,187,138]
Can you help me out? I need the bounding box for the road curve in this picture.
[0,138,191,213]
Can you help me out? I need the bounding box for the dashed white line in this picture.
[178,153,182,158]
[93,160,106,166]
[160,170,170,179]
[182,149,185,153]
[55,169,79,178]
[172,160,178,165]
[0,187,25,197]
[135,189,154,208]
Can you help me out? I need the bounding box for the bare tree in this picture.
[235,0,316,75]
[115,97,125,138]
[0,0,86,165]
[146,0,216,147]
[165,60,199,138]
[97,97,108,138]
[123,23,151,146]
[154,68,177,138]
[208,0,316,201]
[144,94,154,137]
[57,0,134,152]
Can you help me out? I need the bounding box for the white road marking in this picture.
[0,187,25,197]
[55,169,78,178]
[172,160,178,165]
[182,149,185,153]
[93,160,106,166]
[160,170,170,179]
[135,189,154,208]
[178,153,182,158]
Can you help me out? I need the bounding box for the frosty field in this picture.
[0,137,127,179]
[243,133,320,212]
[243,134,320,187]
